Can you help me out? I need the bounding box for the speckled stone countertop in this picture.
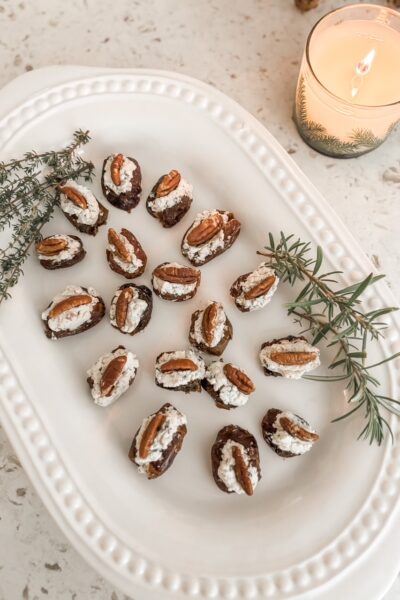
[0,1,399,599]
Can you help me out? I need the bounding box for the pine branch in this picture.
[294,76,398,156]
[296,76,309,126]
[350,128,380,148]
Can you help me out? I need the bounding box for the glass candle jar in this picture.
[294,4,400,158]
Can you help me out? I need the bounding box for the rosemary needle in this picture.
[258,232,399,446]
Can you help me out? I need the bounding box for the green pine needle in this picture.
[295,76,399,156]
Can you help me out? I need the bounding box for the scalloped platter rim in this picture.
[0,67,399,600]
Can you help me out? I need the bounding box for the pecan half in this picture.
[139,413,167,459]
[36,238,69,256]
[153,264,200,285]
[115,288,134,329]
[232,446,253,496]
[49,295,92,319]
[187,213,223,246]
[270,351,318,366]
[100,355,128,396]
[223,364,255,395]
[156,170,181,198]
[59,185,88,209]
[108,228,132,262]
[223,218,241,240]
[244,275,276,300]
[111,154,124,186]
[121,229,146,263]
[202,302,220,346]
[280,416,319,442]
[160,358,198,373]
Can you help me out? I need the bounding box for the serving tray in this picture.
[0,67,399,600]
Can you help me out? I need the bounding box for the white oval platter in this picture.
[0,67,399,600]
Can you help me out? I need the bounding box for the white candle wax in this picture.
[310,19,400,106]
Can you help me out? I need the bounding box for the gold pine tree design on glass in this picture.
[294,76,398,158]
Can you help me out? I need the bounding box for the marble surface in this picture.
[0,0,399,598]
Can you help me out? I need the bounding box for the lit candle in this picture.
[294,4,400,158]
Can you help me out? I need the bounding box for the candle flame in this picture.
[351,49,377,99]
[356,49,376,77]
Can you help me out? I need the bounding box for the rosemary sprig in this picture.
[258,232,400,445]
[0,130,94,303]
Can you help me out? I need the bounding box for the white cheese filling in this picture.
[235,263,279,310]
[205,361,249,407]
[259,338,320,379]
[148,177,193,212]
[152,263,197,297]
[42,285,99,333]
[182,210,228,263]
[134,405,187,474]
[109,288,148,333]
[87,348,138,407]
[191,303,226,348]
[155,350,205,388]
[60,180,100,225]
[103,154,137,194]
[107,234,143,274]
[37,235,80,263]
[217,440,259,495]
[271,411,315,455]
[153,276,196,297]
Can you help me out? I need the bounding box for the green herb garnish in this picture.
[0,130,93,302]
[258,232,400,445]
